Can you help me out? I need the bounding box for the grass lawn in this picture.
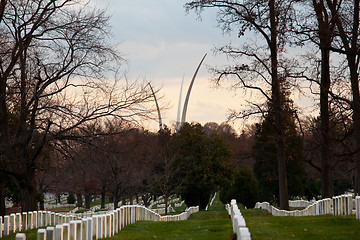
[167,204,187,215]
[90,198,110,207]
[76,208,91,213]
[0,228,43,240]
[107,196,234,240]
[6,199,360,240]
[242,208,360,240]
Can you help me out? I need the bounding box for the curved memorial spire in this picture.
[176,74,185,131]
[148,82,163,131]
[180,53,207,127]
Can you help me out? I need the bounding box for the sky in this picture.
[92,0,313,133]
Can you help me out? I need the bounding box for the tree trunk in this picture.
[113,186,120,209]
[326,0,360,195]
[196,191,203,210]
[142,194,151,208]
[354,112,360,195]
[276,128,288,209]
[76,193,83,207]
[114,194,120,209]
[269,0,289,210]
[349,57,360,195]
[0,178,5,216]
[39,192,45,210]
[0,74,10,166]
[85,194,91,209]
[319,47,332,198]
[313,0,332,198]
[164,195,168,215]
[57,193,61,204]
[349,0,360,196]
[0,76,9,214]
[101,185,106,209]
[19,171,38,212]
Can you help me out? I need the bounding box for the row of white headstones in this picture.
[226,199,251,240]
[225,194,360,240]
[254,194,360,217]
[3,204,200,240]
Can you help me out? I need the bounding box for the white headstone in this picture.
[102,215,107,238]
[37,229,46,240]
[81,219,87,240]
[16,213,22,231]
[69,221,76,240]
[76,220,82,240]
[55,213,60,225]
[110,213,114,236]
[92,216,98,240]
[127,207,130,225]
[16,233,26,240]
[38,211,43,227]
[9,214,15,233]
[33,211,38,229]
[0,216,2,238]
[356,196,360,220]
[55,224,63,240]
[28,212,33,229]
[106,214,111,238]
[46,226,55,240]
[97,215,102,239]
[63,223,70,240]
[238,227,251,240]
[120,208,123,228]
[51,213,56,226]
[131,206,134,224]
[47,212,51,226]
[123,208,127,226]
[22,212,28,231]
[114,210,118,234]
[340,196,344,215]
[86,218,92,240]
[316,202,320,215]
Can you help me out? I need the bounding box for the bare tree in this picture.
[185,0,297,209]
[152,127,187,214]
[0,0,157,213]
[312,0,335,198]
[324,0,360,195]
[293,0,336,197]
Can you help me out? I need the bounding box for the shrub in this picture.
[220,167,259,208]
[67,193,76,204]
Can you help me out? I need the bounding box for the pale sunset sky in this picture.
[93,0,315,133]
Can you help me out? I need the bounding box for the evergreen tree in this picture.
[254,85,305,203]
[173,123,233,210]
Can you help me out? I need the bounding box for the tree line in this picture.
[7,121,235,215]
[1,0,359,215]
[0,0,158,215]
[29,117,356,213]
[185,0,360,209]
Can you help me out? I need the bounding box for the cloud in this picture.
[92,0,261,132]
